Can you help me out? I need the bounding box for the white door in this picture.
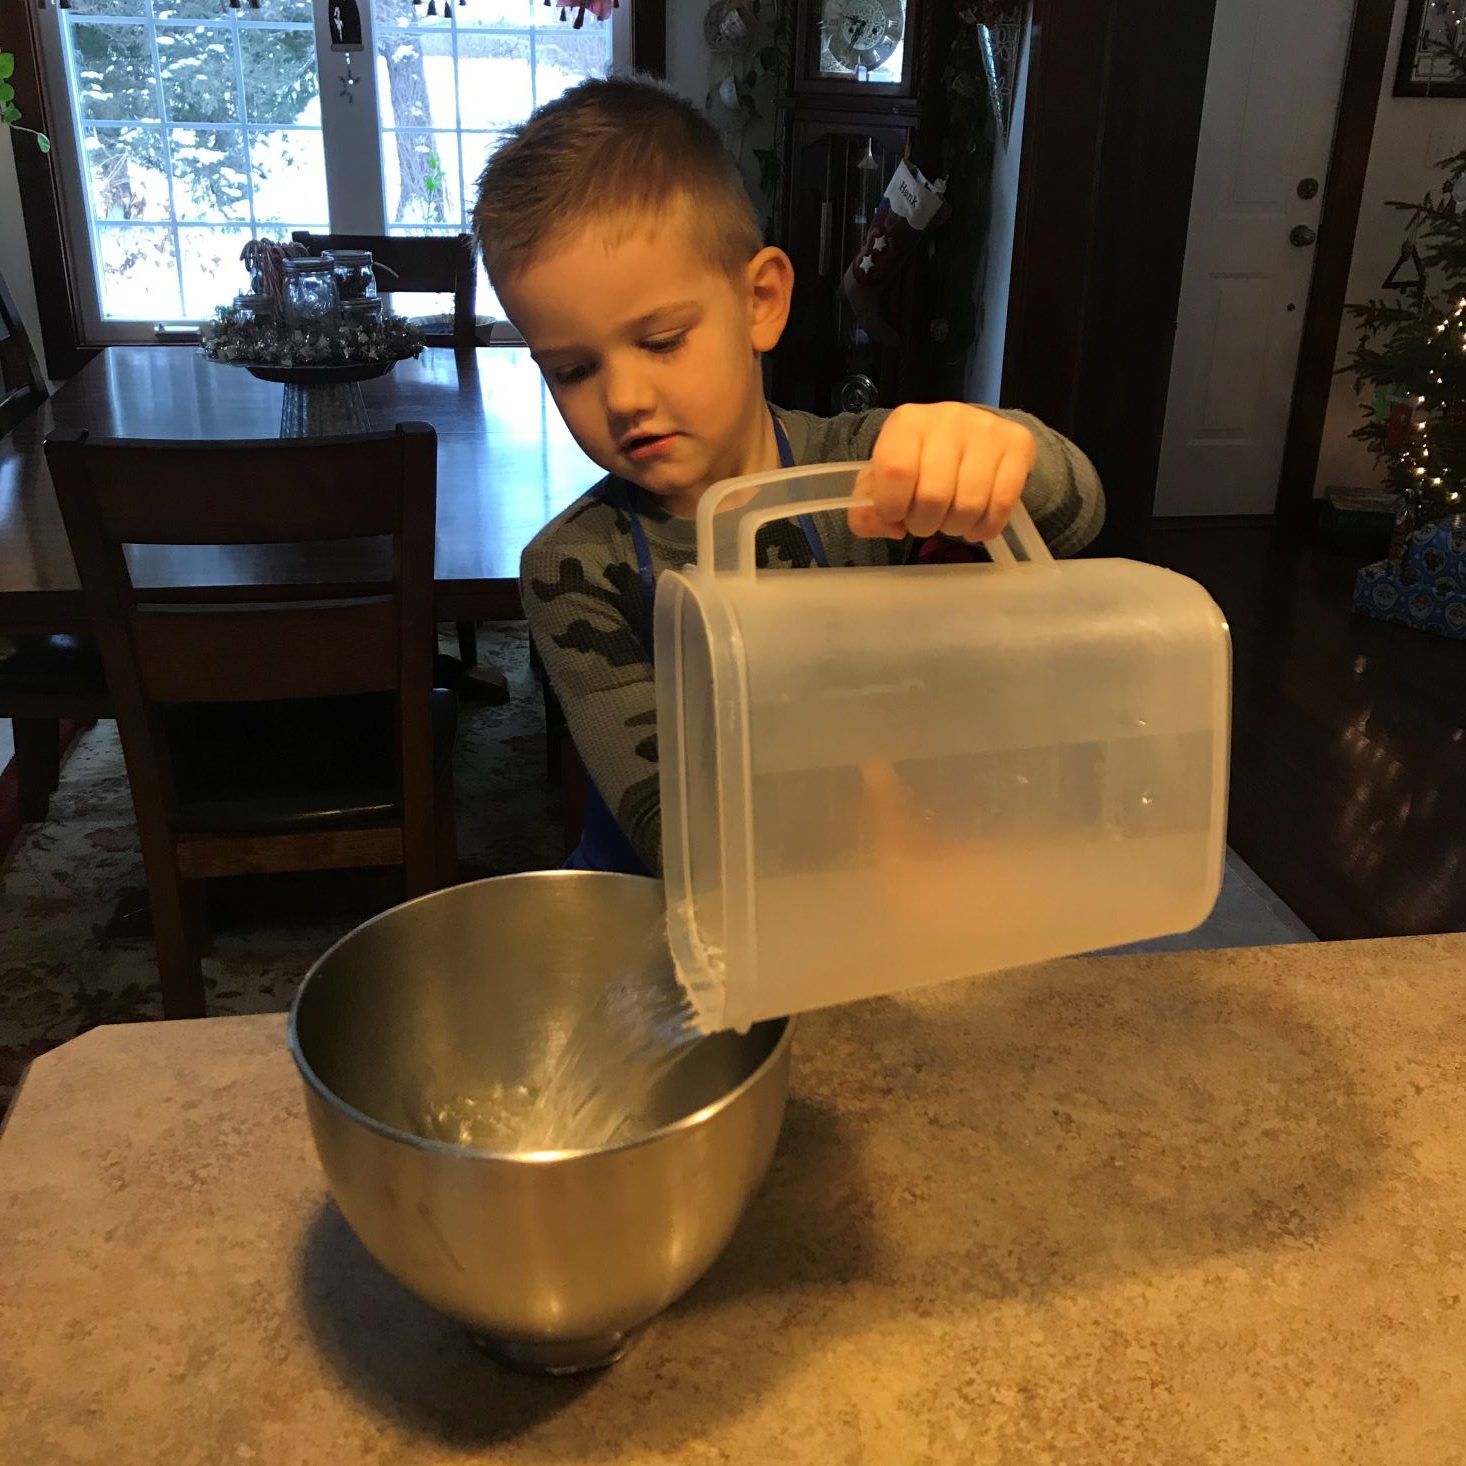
[1154,0,1354,517]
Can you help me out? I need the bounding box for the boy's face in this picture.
[497,205,791,516]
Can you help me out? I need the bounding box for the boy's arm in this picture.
[522,537,664,875]
[800,405,1105,557]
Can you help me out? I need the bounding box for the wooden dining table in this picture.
[0,345,598,636]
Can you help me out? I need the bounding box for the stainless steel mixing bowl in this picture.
[288,871,791,1374]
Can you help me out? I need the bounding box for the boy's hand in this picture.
[849,403,1037,543]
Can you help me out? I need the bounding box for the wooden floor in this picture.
[1141,522,1466,943]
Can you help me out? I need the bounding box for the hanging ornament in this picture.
[1383,240,1427,307]
[543,0,618,23]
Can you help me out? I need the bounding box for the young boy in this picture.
[474,76,1104,877]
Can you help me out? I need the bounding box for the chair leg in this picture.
[181,878,212,958]
[435,768,459,889]
[456,620,478,667]
[141,841,207,1019]
[12,718,61,822]
[561,736,586,861]
[541,678,565,787]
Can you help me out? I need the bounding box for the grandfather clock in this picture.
[770,0,941,415]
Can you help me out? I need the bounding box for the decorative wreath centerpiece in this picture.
[198,236,424,382]
[199,308,424,371]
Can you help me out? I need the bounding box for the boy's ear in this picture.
[746,246,794,353]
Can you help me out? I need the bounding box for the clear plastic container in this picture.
[655,463,1232,1033]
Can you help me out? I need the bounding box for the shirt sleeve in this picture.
[520,516,665,875]
[791,404,1105,557]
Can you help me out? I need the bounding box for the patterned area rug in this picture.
[0,624,563,1117]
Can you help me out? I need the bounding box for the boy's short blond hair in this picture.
[473,76,764,292]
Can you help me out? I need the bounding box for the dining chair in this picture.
[290,231,478,350]
[0,266,114,824]
[47,423,457,1019]
[292,230,489,677]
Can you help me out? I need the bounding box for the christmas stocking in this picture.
[842,160,949,346]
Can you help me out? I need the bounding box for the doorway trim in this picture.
[1275,0,1398,527]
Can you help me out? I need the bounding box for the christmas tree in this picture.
[1345,43,1466,556]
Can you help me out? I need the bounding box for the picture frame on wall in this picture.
[1396,0,1466,97]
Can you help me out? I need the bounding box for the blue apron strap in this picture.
[771,410,830,569]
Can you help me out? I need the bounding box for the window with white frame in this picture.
[33,0,624,339]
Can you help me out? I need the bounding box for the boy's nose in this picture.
[601,355,656,422]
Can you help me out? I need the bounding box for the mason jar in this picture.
[342,297,384,328]
[282,258,341,329]
[324,250,378,302]
[231,292,276,324]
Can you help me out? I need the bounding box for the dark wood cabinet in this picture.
[771,108,919,414]
[768,0,945,414]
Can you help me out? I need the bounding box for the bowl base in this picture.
[471,1330,631,1376]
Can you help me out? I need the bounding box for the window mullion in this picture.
[226,13,261,240]
[143,15,187,320]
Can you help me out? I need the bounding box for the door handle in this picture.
[1290,225,1317,248]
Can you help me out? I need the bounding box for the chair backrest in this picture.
[0,265,48,439]
[292,232,477,349]
[46,424,439,866]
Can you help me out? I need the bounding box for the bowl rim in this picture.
[287,870,793,1165]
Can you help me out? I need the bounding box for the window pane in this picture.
[179,225,253,316]
[456,2,536,26]
[375,28,457,130]
[382,130,463,226]
[158,26,240,125]
[244,0,315,23]
[83,126,169,220]
[71,23,162,123]
[67,0,148,16]
[61,6,325,324]
[96,225,181,318]
[372,0,418,28]
[459,129,507,216]
[455,33,532,129]
[169,128,250,220]
[533,29,610,105]
[240,27,320,125]
[374,6,613,240]
[248,129,330,222]
[154,0,227,19]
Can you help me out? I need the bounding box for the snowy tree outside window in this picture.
[39,0,618,331]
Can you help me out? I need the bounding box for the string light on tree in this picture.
[1348,162,1466,553]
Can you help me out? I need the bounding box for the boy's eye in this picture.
[552,363,594,386]
[643,331,687,355]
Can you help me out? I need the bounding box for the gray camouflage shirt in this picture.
[521,405,1105,874]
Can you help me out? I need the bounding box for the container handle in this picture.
[694,460,1055,578]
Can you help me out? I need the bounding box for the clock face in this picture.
[820,0,906,80]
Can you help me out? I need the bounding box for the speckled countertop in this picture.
[4,936,1465,1465]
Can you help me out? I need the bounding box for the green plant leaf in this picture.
[37,133,51,154]
[1,103,20,125]
[0,53,15,82]
[0,82,14,105]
